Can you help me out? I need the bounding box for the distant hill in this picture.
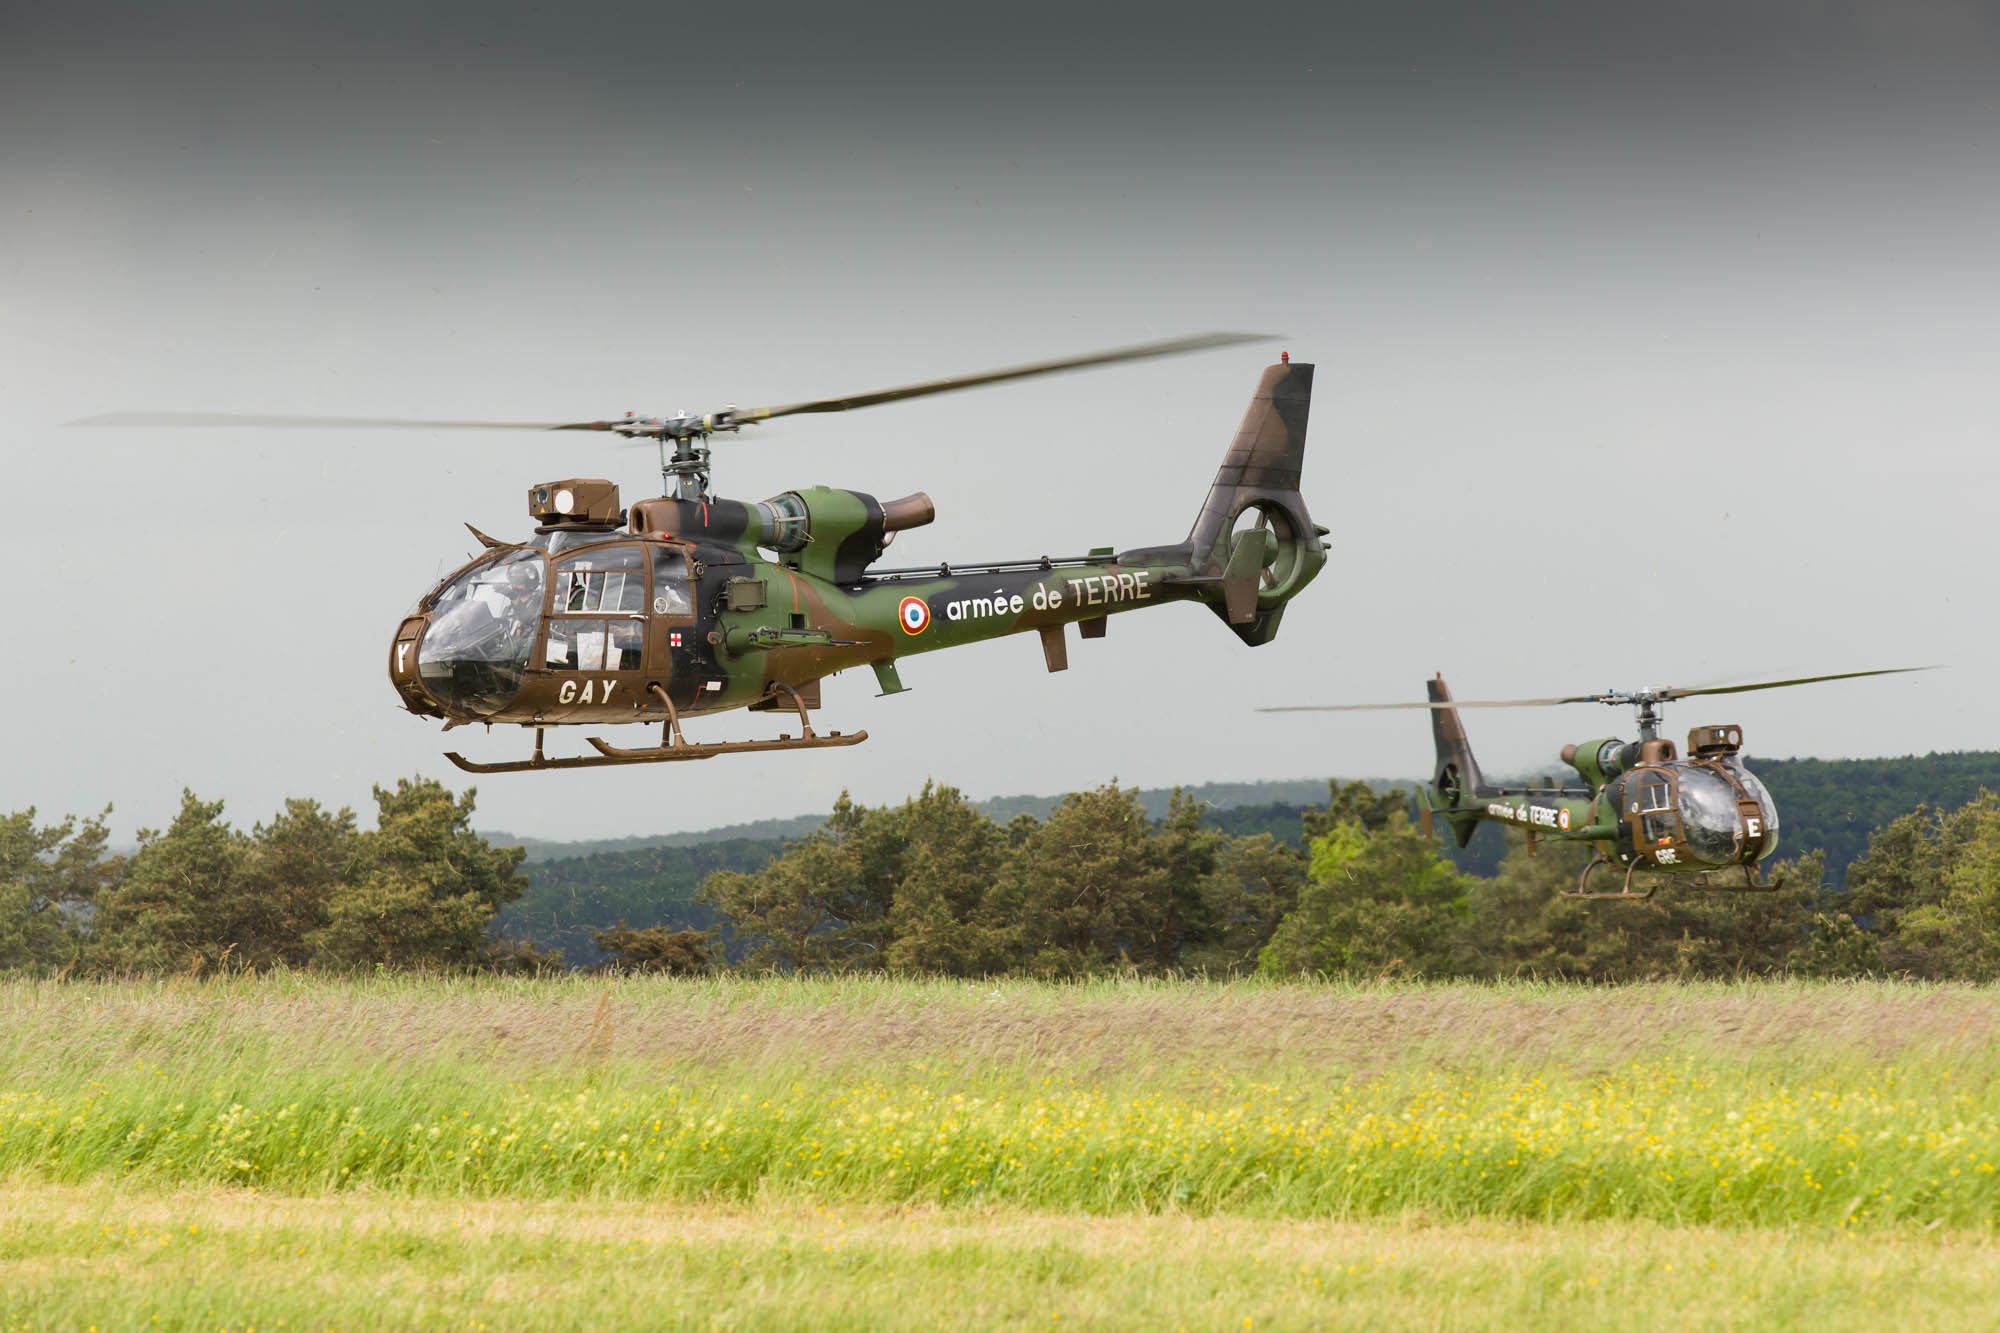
[482,777,1365,863]
[492,836,788,965]
[483,818,826,864]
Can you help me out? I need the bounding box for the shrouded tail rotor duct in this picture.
[1187,359,1328,646]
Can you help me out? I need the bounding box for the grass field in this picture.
[4,975,2000,1328]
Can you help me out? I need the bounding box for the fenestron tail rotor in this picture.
[68,330,1277,499]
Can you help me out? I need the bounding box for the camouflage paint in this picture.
[1418,673,1786,895]
[389,359,1328,752]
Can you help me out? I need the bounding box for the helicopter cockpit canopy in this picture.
[404,531,698,721]
[1668,758,1779,864]
[417,548,545,715]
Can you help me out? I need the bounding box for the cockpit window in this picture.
[1678,770,1743,863]
[650,546,693,617]
[533,527,630,556]
[417,548,545,713]
[545,619,642,671]
[1636,773,1677,846]
[1715,758,1779,839]
[557,546,647,614]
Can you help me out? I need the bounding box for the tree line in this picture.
[9,774,2000,980]
[0,780,533,974]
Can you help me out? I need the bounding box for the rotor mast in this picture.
[605,409,751,500]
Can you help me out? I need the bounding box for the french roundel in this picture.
[898,596,931,635]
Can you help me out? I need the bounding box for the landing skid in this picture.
[445,683,867,773]
[1566,855,1657,901]
[1564,856,1783,901]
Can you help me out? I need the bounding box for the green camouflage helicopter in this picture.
[82,334,1327,771]
[1264,669,1924,899]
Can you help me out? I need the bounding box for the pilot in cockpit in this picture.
[495,564,544,659]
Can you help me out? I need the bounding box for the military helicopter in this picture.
[1263,669,1925,899]
[79,334,1327,772]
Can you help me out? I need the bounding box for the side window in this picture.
[1638,775,1675,844]
[609,621,642,670]
[557,546,647,614]
[544,618,645,672]
[650,546,693,617]
[546,620,603,671]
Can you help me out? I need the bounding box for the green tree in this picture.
[883,784,1012,976]
[1893,797,2000,980]
[234,799,360,968]
[87,791,245,974]
[0,807,118,971]
[307,779,526,969]
[1000,783,1174,976]
[1456,832,1823,981]
[1649,850,1822,978]
[700,795,881,973]
[1453,833,1606,979]
[592,924,713,974]
[1795,851,1881,976]
[1300,780,1411,843]
[1180,831,1307,975]
[1838,795,2000,978]
[1258,811,1467,978]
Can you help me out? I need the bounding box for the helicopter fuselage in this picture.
[389,454,1322,746]
[388,499,1223,729]
[1278,670,1914,901]
[384,354,1327,771]
[1430,728,1781,878]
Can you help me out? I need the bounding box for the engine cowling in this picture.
[753,487,934,582]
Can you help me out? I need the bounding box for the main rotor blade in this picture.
[70,331,1275,437]
[1660,666,1935,701]
[1259,696,1588,713]
[1260,666,1935,714]
[68,410,608,432]
[744,331,1275,422]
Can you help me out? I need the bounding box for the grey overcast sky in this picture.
[4,1,1996,839]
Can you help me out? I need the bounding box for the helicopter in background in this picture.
[79,334,1328,772]
[1263,668,1926,899]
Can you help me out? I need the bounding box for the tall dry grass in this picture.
[9,972,1997,1083]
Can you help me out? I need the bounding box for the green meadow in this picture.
[4,975,2000,1328]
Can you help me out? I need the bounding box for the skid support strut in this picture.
[444,683,867,773]
[1564,854,1658,901]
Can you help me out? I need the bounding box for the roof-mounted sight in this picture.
[1688,724,1743,756]
[529,479,620,527]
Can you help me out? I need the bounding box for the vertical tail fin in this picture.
[1428,673,1491,848]
[1185,358,1327,645]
